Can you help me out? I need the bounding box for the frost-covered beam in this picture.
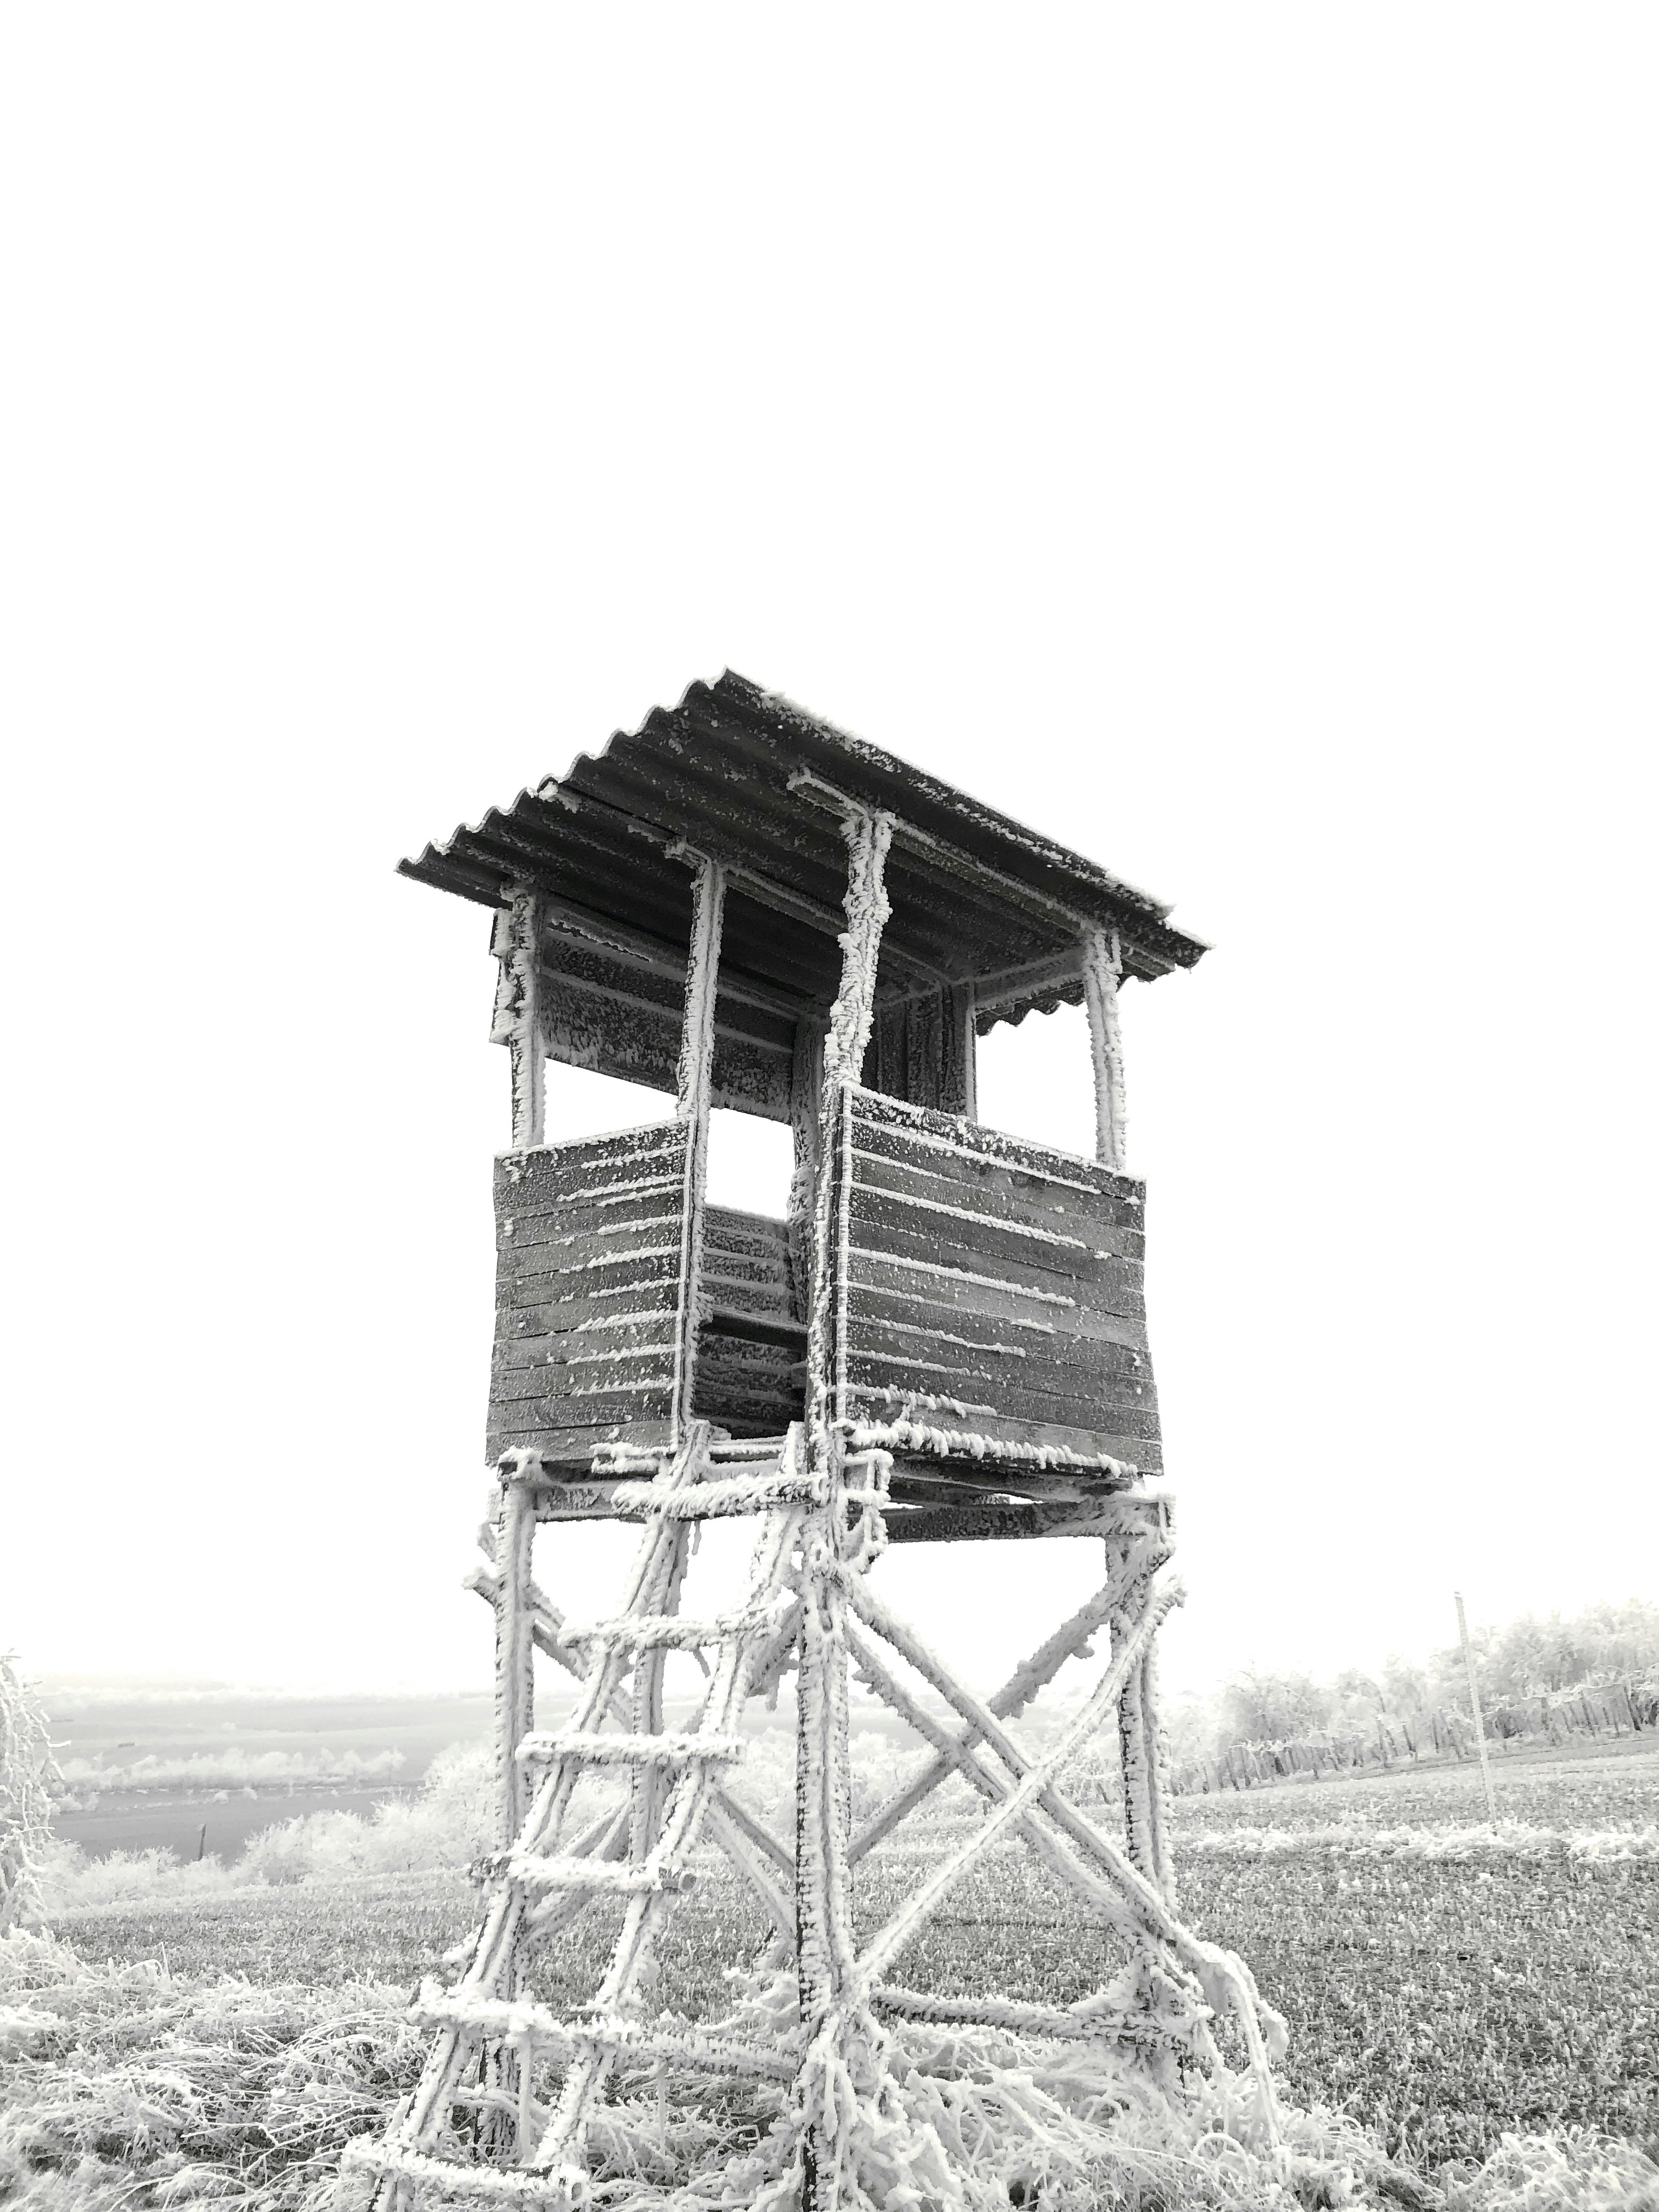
[787,1020,825,1316]
[1081,926,1126,1173]
[493,1470,537,1853]
[672,851,725,1438]
[492,882,546,1150]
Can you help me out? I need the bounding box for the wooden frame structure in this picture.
[355,676,1282,2209]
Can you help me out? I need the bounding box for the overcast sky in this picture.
[3,8,1655,1703]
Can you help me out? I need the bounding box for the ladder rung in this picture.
[504,1851,694,1894]
[561,1595,794,1651]
[612,1471,821,1521]
[515,1730,743,1768]
[346,2138,584,2203]
[408,1988,798,2081]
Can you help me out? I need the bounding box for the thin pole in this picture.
[1455,1590,1497,1822]
[1081,928,1126,1172]
[494,882,546,1150]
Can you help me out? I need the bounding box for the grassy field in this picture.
[49,1733,1658,2190]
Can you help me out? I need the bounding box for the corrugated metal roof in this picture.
[400,672,1206,1026]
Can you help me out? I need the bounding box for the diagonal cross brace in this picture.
[840,1564,1285,2119]
[853,1579,1182,1990]
[848,1537,1169,1864]
[844,1622,1151,1953]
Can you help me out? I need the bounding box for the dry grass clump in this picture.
[0,1926,421,2208]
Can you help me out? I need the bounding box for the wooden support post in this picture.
[492,882,546,1150]
[787,1020,825,1320]
[1081,926,1126,1172]
[798,803,892,2212]
[494,1468,537,1853]
[947,978,978,1121]
[1107,1532,1178,1909]
[672,851,725,1440]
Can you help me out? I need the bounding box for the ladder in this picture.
[354,1423,819,2208]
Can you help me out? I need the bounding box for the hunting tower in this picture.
[360,676,1282,2211]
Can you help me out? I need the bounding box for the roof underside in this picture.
[400,672,1206,1031]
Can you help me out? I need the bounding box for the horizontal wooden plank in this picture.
[488,1418,678,1466]
[849,1291,1150,1380]
[699,1265,792,1309]
[704,1210,792,1261]
[537,936,797,1053]
[494,1315,684,1373]
[845,1204,1147,1317]
[849,1088,1143,1200]
[495,1124,684,1189]
[848,1127,1144,1240]
[847,1186,1141,1294]
[843,1356,1159,1437]
[496,1243,682,1297]
[845,1327,1159,1415]
[844,1396,1160,1473]
[492,1350,678,1403]
[489,1384,679,1431]
[495,1284,679,1338]
[498,1165,687,1221]
[882,1498,1133,1544]
[699,1327,800,1380]
[709,1030,793,1124]
[694,1385,801,1425]
[844,1261,1148,1352]
[497,1199,684,1257]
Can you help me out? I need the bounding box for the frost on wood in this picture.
[1081,925,1127,1172]
[374,727,1310,2208]
[493,882,547,1152]
[360,1425,1302,2211]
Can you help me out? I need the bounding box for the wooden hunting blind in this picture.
[360,676,1285,2212]
[400,670,1205,1523]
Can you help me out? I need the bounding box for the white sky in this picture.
[3,8,1655,1705]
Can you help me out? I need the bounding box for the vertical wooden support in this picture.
[945,978,978,1120]
[631,1525,690,1864]
[671,852,726,1440]
[492,882,546,1150]
[787,1020,825,1319]
[822,809,893,1091]
[1081,926,1126,1172]
[1108,1540,1154,1896]
[494,1467,537,1853]
[798,804,892,2212]
[1106,1532,1177,1909]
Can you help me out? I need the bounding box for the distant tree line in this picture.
[1159,1598,1659,1796]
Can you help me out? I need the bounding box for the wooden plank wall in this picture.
[535,933,794,1121]
[830,1088,1161,1471]
[693,1206,805,1438]
[488,1122,690,1463]
[866,982,976,1115]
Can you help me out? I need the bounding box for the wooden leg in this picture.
[495,1469,537,1854]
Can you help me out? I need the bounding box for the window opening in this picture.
[705,1108,794,1218]
[540,1063,673,1147]
[973,1000,1096,1160]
